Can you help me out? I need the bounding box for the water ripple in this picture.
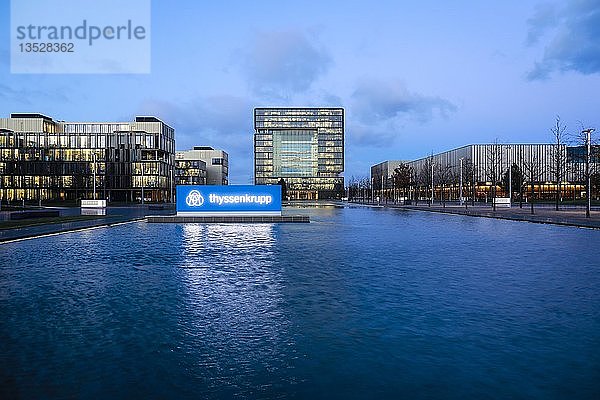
[1,209,599,399]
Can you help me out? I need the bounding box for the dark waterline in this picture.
[1,206,599,399]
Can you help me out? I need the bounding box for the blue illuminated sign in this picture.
[176,185,282,216]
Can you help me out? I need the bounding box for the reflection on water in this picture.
[181,223,276,268]
[80,208,107,216]
[178,223,292,396]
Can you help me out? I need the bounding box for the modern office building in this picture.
[254,107,344,200]
[0,113,175,203]
[369,143,599,202]
[175,147,228,185]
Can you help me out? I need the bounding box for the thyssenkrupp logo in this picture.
[185,190,205,207]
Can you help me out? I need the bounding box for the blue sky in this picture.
[1,0,599,183]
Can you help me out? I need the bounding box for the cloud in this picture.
[289,89,344,108]
[240,30,331,99]
[348,79,457,147]
[140,95,252,147]
[351,79,457,124]
[0,83,70,105]
[526,3,557,46]
[307,91,343,107]
[527,61,553,81]
[346,121,398,148]
[139,95,255,183]
[527,0,600,80]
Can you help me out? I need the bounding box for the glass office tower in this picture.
[0,114,175,203]
[254,108,344,200]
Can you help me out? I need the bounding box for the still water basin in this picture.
[1,205,599,399]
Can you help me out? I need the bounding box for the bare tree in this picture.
[485,140,503,211]
[504,163,525,208]
[421,153,434,206]
[550,116,568,211]
[347,175,359,201]
[349,176,371,202]
[435,163,453,208]
[411,166,420,205]
[449,168,459,203]
[410,156,432,206]
[393,162,412,203]
[592,171,600,199]
[359,176,372,202]
[523,155,541,215]
[417,164,429,205]
[462,158,476,206]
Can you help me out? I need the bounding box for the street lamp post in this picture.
[430,163,435,206]
[459,157,464,205]
[141,160,145,205]
[509,164,512,204]
[583,128,595,218]
[381,174,384,204]
[92,152,97,200]
[505,146,512,205]
[472,164,476,206]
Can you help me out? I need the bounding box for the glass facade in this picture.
[175,160,207,185]
[254,108,344,200]
[0,114,175,203]
[273,129,318,177]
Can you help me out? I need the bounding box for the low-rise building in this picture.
[175,158,207,186]
[175,147,228,185]
[369,143,600,202]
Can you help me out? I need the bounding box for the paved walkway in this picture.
[352,202,600,229]
[0,205,174,243]
[0,215,145,243]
